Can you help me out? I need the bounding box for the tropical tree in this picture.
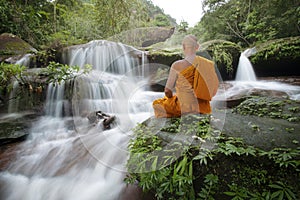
[94,0,148,38]
[178,20,189,33]
[194,0,300,46]
[153,14,171,27]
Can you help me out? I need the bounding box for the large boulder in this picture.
[250,36,300,77]
[107,27,175,48]
[0,33,36,63]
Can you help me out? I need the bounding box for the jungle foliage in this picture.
[2,0,298,51]
[0,0,176,49]
[192,0,300,47]
[0,62,26,96]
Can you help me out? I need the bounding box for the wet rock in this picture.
[86,111,116,130]
[0,33,36,63]
[223,111,300,150]
[0,142,21,171]
[248,88,288,97]
[0,112,38,145]
[214,97,248,108]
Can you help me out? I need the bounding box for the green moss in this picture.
[147,49,182,66]
[200,40,242,74]
[250,36,300,64]
[0,33,35,56]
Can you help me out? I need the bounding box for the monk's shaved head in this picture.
[182,34,199,48]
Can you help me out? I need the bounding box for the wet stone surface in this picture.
[0,112,39,144]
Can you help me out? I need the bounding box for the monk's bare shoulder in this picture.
[171,59,185,71]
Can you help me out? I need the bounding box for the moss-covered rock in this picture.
[250,36,300,77]
[147,49,182,67]
[107,27,175,48]
[0,33,36,62]
[200,40,242,80]
[219,96,299,150]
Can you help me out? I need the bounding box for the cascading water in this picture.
[7,81,20,113]
[0,40,161,200]
[218,47,300,101]
[235,48,257,81]
[15,53,32,67]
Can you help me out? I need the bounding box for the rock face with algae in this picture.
[0,33,36,63]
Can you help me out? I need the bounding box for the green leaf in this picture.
[224,191,237,196]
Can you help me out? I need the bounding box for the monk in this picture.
[152,35,219,118]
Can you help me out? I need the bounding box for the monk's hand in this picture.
[164,88,173,98]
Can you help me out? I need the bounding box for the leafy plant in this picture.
[198,173,219,200]
[216,136,256,156]
[269,181,296,200]
[224,184,250,200]
[210,43,234,73]
[42,62,91,84]
[258,147,300,168]
[0,62,28,103]
[193,147,214,166]
[249,190,272,200]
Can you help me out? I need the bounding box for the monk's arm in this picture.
[164,65,178,98]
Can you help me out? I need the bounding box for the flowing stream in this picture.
[0,40,162,200]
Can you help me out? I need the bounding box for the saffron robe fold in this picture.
[152,56,218,118]
[193,56,219,101]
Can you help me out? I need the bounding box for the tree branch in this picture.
[226,21,250,45]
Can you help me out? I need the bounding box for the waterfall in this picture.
[7,81,20,113]
[15,53,32,67]
[62,40,142,75]
[235,48,257,81]
[218,47,300,101]
[0,40,159,200]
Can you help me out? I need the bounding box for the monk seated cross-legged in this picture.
[152,35,219,118]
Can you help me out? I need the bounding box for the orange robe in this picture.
[152,56,218,118]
